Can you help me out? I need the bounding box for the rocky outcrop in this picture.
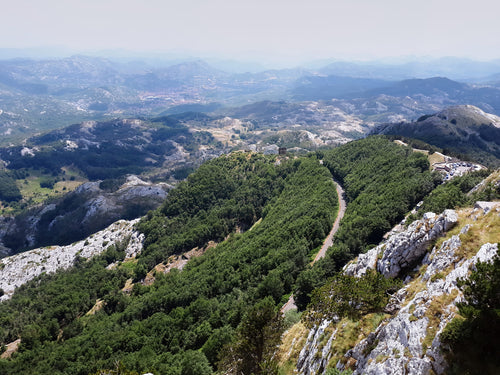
[0,218,143,301]
[296,320,335,375]
[0,175,169,256]
[473,201,500,214]
[344,210,458,278]
[338,240,497,375]
[293,204,498,375]
[0,338,21,359]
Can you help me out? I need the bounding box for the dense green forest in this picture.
[0,172,22,202]
[1,136,491,374]
[294,136,437,308]
[0,152,338,374]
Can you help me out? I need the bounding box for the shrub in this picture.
[441,254,500,374]
[306,270,401,326]
[39,178,56,189]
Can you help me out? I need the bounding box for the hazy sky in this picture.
[3,0,500,63]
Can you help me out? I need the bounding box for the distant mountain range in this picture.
[293,76,500,114]
[1,55,500,144]
[317,57,500,80]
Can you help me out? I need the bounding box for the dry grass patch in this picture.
[432,208,472,250]
[278,322,308,371]
[455,208,500,259]
[328,313,389,369]
[403,279,426,306]
[428,152,446,166]
[422,290,459,352]
[432,206,499,260]
[375,354,389,363]
[431,207,500,286]
[121,278,134,294]
[249,218,262,231]
[86,299,105,316]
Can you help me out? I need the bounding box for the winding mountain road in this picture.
[312,179,346,263]
[281,178,346,313]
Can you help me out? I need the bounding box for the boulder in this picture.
[345,210,458,279]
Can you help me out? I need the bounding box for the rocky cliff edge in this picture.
[282,202,499,375]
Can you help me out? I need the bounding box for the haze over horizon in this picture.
[3,0,500,66]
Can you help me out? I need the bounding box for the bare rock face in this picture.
[343,244,379,277]
[0,217,15,257]
[377,210,458,278]
[344,210,458,278]
[0,218,143,301]
[473,201,500,214]
[294,205,497,375]
[296,320,335,375]
[338,241,498,375]
[0,175,169,256]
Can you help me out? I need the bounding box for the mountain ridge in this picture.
[2,56,500,143]
[284,203,500,374]
[374,105,500,167]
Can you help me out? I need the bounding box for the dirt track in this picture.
[281,178,346,313]
[312,179,346,263]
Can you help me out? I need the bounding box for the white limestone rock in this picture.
[0,177,168,257]
[297,320,334,375]
[422,235,461,282]
[337,236,497,375]
[343,245,379,277]
[344,210,458,279]
[377,210,457,278]
[296,205,497,375]
[0,218,143,301]
[473,201,500,214]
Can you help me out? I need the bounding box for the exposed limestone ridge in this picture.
[292,205,498,375]
[344,209,458,278]
[0,218,143,301]
[335,213,498,375]
[296,320,334,375]
[338,241,497,375]
[473,201,500,215]
[0,176,169,256]
[80,178,169,226]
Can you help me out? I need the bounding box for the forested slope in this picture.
[295,136,437,308]
[0,137,455,374]
[0,152,338,374]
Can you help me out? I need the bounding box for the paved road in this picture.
[281,178,347,313]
